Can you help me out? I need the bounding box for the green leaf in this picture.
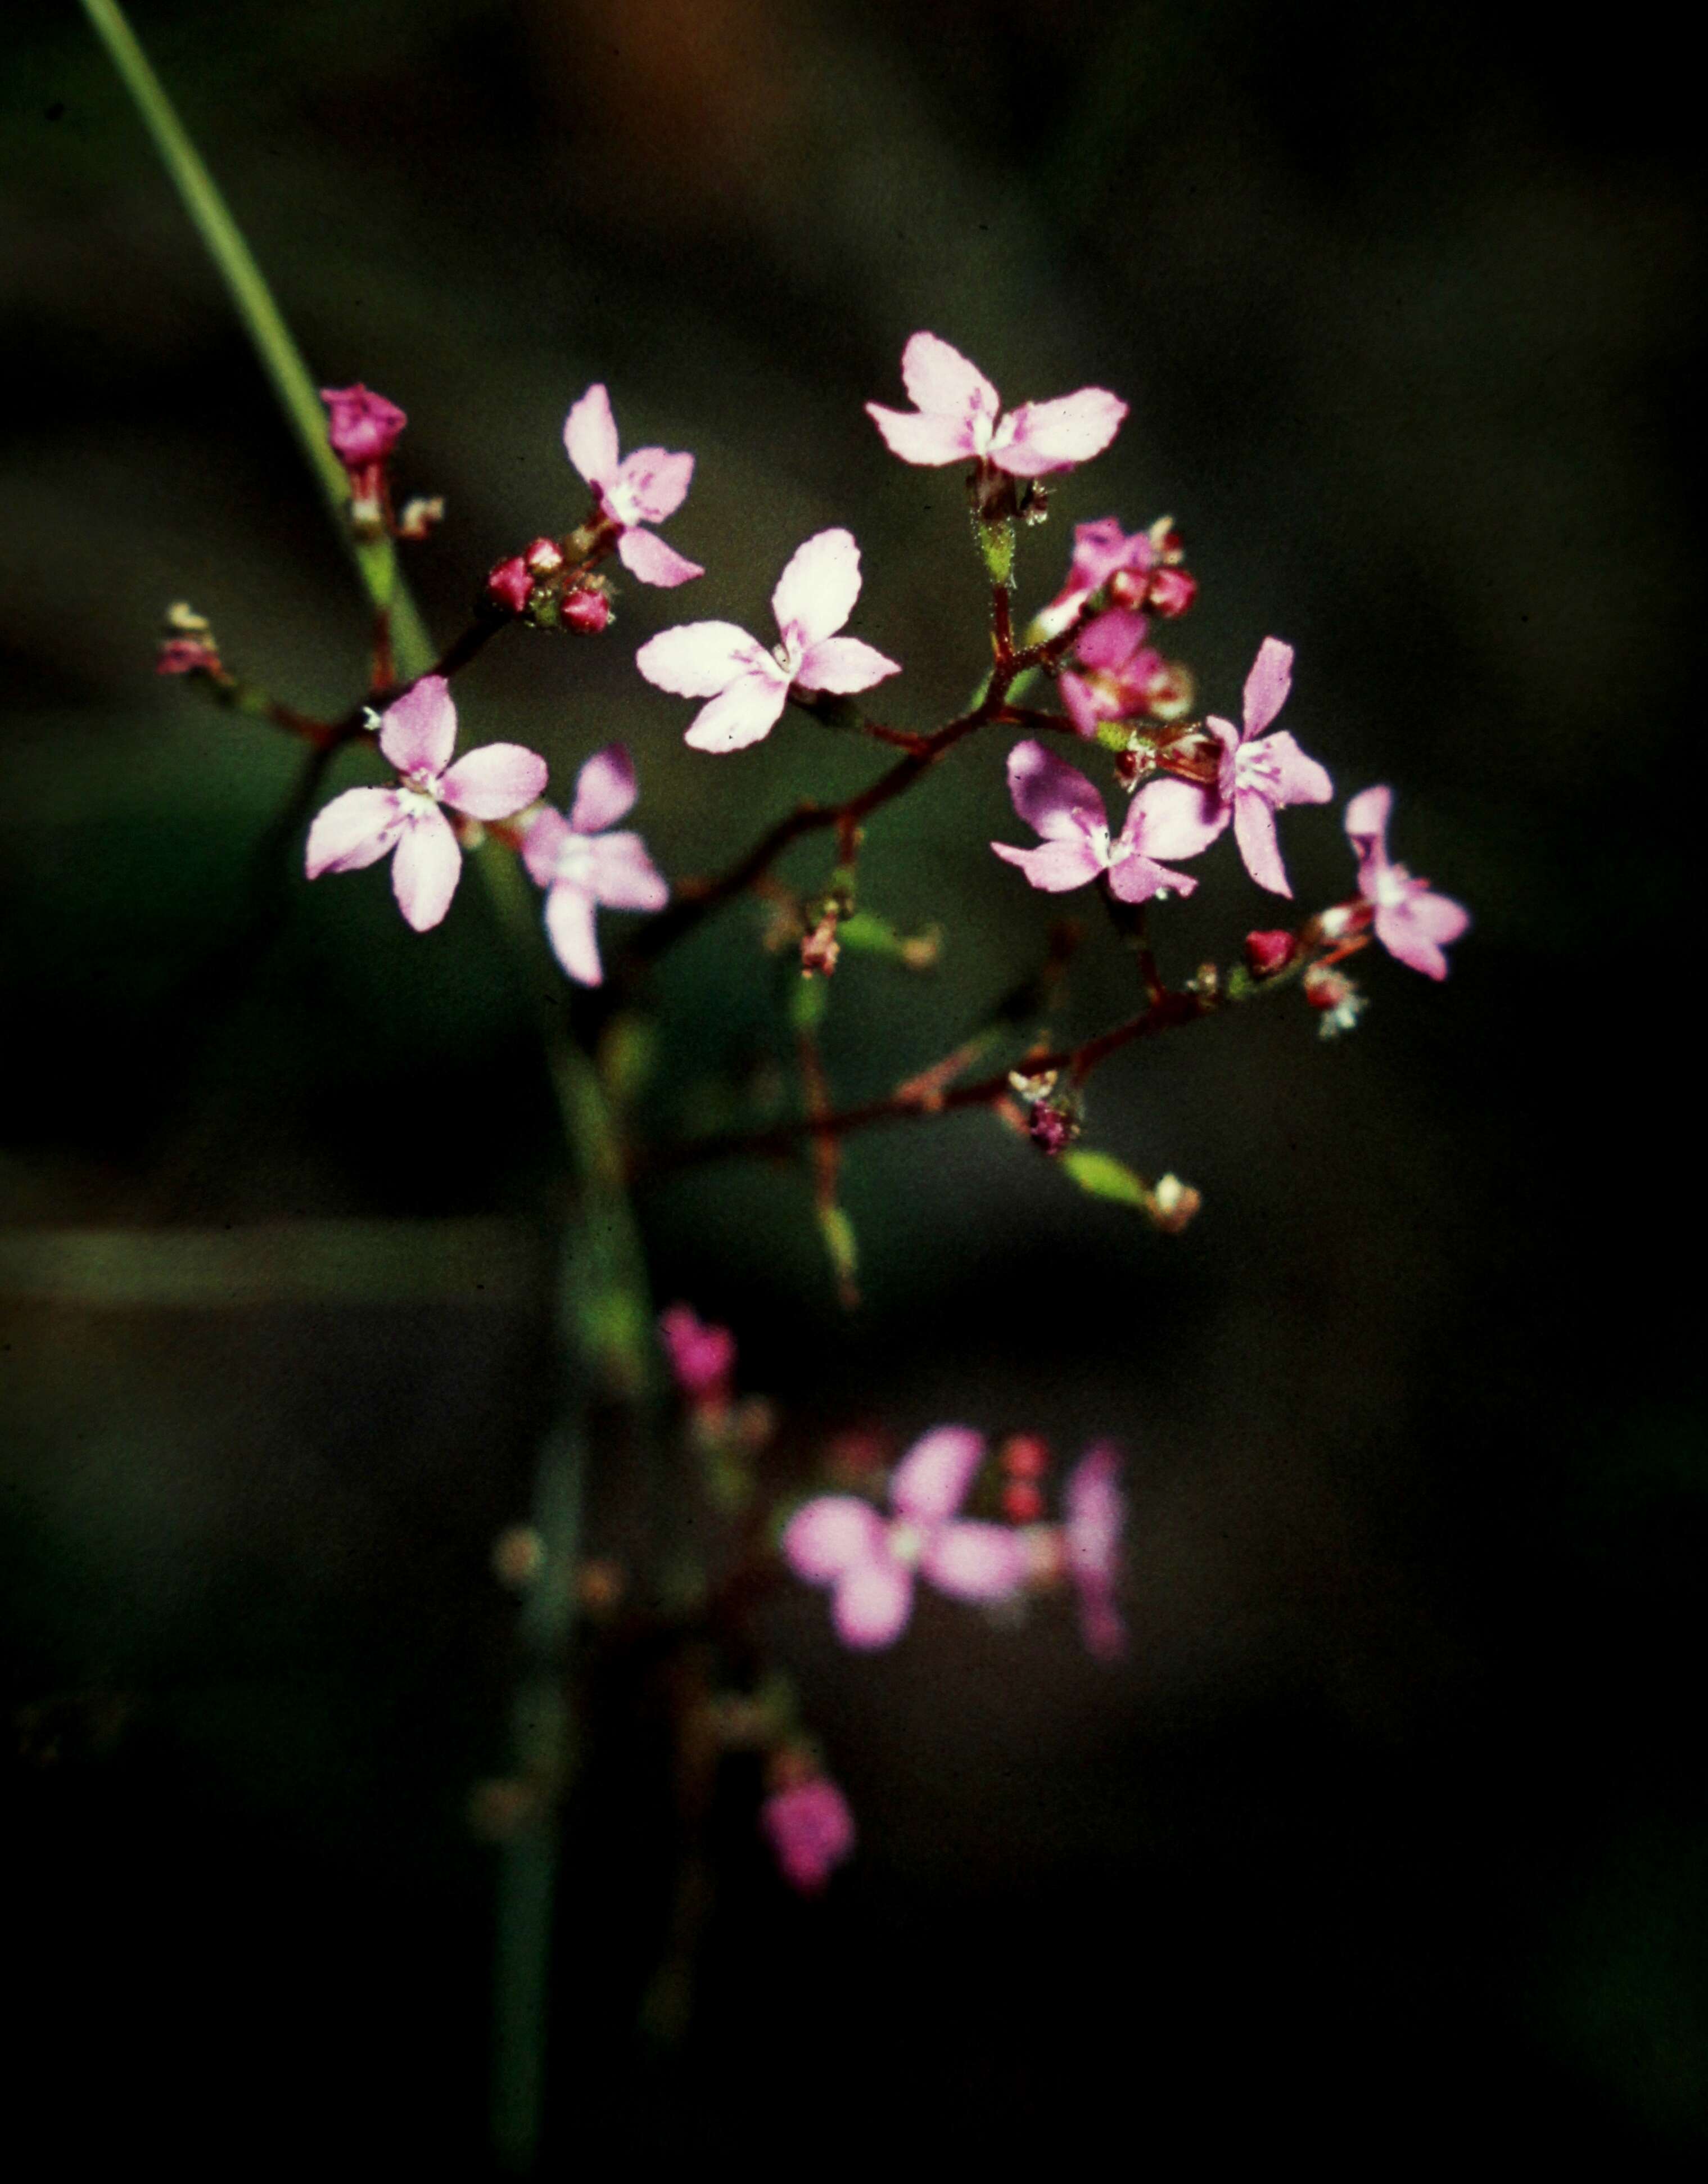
[1059,1148,1149,1209]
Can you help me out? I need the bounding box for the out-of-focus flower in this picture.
[783,1426,1029,1649]
[1303,961,1367,1035]
[1064,1441,1126,1660]
[519,744,667,985]
[1058,608,1185,735]
[1032,518,1156,640]
[992,739,1199,905]
[1133,639,1332,897]
[1343,786,1470,980]
[562,382,703,588]
[866,332,1127,477]
[305,675,547,932]
[658,1303,736,1402]
[1244,928,1296,978]
[636,528,899,753]
[761,1775,856,1893]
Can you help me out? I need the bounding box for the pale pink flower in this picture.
[305,675,547,932]
[658,1303,735,1401]
[783,1426,1029,1650]
[635,528,900,754]
[762,1776,856,1894]
[1344,786,1470,980]
[1034,518,1156,640]
[992,739,1199,905]
[1132,638,1332,897]
[1058,607,1170,737]
[318,383,406,470]
[519,744,667,985]
[562,382,702,588]
[866,332,1127,476]
[1064,1442,1126,1662]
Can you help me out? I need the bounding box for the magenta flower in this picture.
[635,528,900,754]
[992,739,1199,905]
[1064,1442,1126,1662]
[1344,786,1470,980]
[762,1776,856,1894]
[1035,518,1156,640]
[519,744,667,985]
[318,383,407,470]
[658,1303,736,1401]
[783,1426,1029,1650]
[866,332,1127,476]
[305,675,547,932]
[1133,638,1332,897]
[1058,607,1171,736]
[562,383,702,588]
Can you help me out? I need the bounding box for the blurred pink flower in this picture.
[305,675,547,932]
[658,1303,736,1401]
[562,382,703,588]
[1034,518,1156,640]
[783,1426,1028,1649]
[762,1776,856,1894]
[1132,638,1332,897]
[1064,1442,1126,1661]
[866,332,1127,477]
[1344,786,1470,980]
[1058,607,1168,736]
[519,743,667,985]
[992,739,1199,905]
[318,383,406,469]
[636,528,899,753]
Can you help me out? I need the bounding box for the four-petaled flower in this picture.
[1133,638,1332,897]
[866,332,1127,476]
[562,382,703,588]
[993,739,1199,905]
[305,675,547,932]
[783,1426,1029,1649]
[1064,1442,1126,1662]
[761,1776,856,1894]
[1034,518,1156,640]
[635,527,900,753]
[1344,785,1470,980]
[519,743,668,985]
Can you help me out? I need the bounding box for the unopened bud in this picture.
[1106,567,1150,612]
[156,635,221,676]
[1000,1433,1050,1481]
[525,536,566,575]
[396,495,445,540]
[1146,566,1198,617]
[1147,515,1186,564]
[1147,1173,1201,1233]
[1142,660,1195,720]
[1028,1100,1079,1156]
[1245,928,1295,978]
[560,584,611,634]
[486,556,534,615]
[1002,1479,1045,1524]
[1303,963,1366,1038]
[1113,748,1142,790]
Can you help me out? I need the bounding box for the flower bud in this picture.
[1147,515,1186,563]
[1028,1100,1079,1156]
[395,495,445,540]
[560,584,612,634]
[486,556,534,616]
[156,635,222,676]
[1146,566,1198,618]
[1146,1173,1201,1233]
[319,383,407,468]
[1106,567,1149,612]
[1303,963,1367,1037]
[525,536,566,575]
[1000,1433,1050,1481]
[1141,659,1194,720]
[1002,1480,1045,1524]
[1245,928,1295,978]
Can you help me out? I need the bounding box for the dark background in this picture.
[3,0,1702,2168]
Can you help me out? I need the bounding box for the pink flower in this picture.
[519,744,667,985]
[658,1303,736,1401]
[635,528,900,754]
[1344,786,1470,980]
[866,332,1127,476]
[1034,518,1156,640]
[1058,607,1171,736]
[305,675,547,932]
[1064,1442,1126,1662]
[783,1426,1029,1649]
[318,383,407,470]
[562,382,703,588]
[1132,638,1332,897]
[992,739,1199,905]
[762,1776,856,1894]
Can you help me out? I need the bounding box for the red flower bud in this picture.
[1001,1433,1050,1481]
[318,383,406,469]
[561,585,612,634]
[1146,566,1198,618]
[525,536,566,575]
[486,556,534,615]
[1002,1480,1045,1524]
[1245,929,1294,978]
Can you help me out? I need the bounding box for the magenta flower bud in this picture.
[658,1303,736,1400]
[560,586,611,634]
[318,383,406,469]
[156,635,220,676]
[1028,1101,1078,1155]
[761,1776,856,1894]
[525,536,566,575]
[1146,566,1199,618]
[1244,928,1294,977]
[486,556,534,616]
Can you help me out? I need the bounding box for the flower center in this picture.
[398,776,442,807]
[887,1520,925,1567]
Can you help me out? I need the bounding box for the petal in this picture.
[1074,606,1147,675]
[636,620,769,698]
[563,382,620,489]
[616,526,704,587]
[1251,729,1332,809]
[581,831,669,911]
[1408,888,1471,947]
[771,527,862,649]
[441,741,549,821]
[1065,1442,1124,1585]
[682,671,790,753]
[794,636,901,694]
[608,445,694,526]
[567,743,638,834]
[1376,891,1468,980]
[1344,785,1392,869]
[390,807,462,931]
[992,387,1128,476]
[543,883,603,985]
[520,804,573,886]
[1233,791,1291,897]
[833,1558,914,1650]
[891,1425,986,1523]
[1106,849,1198,904]
[923,1522,1030,1603]
[783,1496,888,1582]
[899,330,1002,421]
[1241,637,1294,738]
[1078,1590,1128,1662]
[377,674,457,777]
[305,787,406,878]
[1126,777,1228,862]
[1059,671,1104,737]
[1007,737,1107,841]
[991,838,1106,891]
[1071,517,1151,591]
[864,402,980,466]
